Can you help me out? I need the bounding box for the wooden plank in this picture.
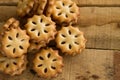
[0,23,120,50]
[69,49,114,80]
[0,49,113,80]
[0,6,17,22]
[1,6,120,26]
[32,49,113,80]
[0,0,117,80]
[78,7,120,26]
[79,23,120,50]
[0,8,120,50]
[0,7,120,50]
[114,51,120,80]
[0,0,76,5]
[73,0,120,6]
[0,0,77,6]
[1,0,120,6]
[0,0,17,5]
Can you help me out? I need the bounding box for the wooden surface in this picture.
[0,0,120,80]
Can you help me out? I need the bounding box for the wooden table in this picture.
[0,0,120,80]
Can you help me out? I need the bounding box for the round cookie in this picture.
[0,18,30,58]
[33,48,63,78]
[25,15,56,43]
[17,0,34,17]
[55,25,87,55]
[46,0,79,24]
[0,53,27,76]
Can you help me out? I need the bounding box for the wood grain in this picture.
[0,49,114,80]
[69,49,113,80]
[32,49,114,80]
[0,6,17,22]
[78,7,120,26]
[0,0,17,5]
[1,0,120,6]
[1,6,120,26]
[74,0,120,6]
[79,23,120,50]
[0,0,119,80]
[114,51,120,80]
[0,22,120,50]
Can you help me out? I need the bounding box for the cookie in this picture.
[28,40,46,53]
[1,18,30,58]
[17,0,34,17]
[28,0,39,16]
[17,0,47,17]
[25,15,56,43]
[0,53,27,76]
[11,61,27,76]
[55,25,87,55]
[46,0,79,24]
[37,0,47,15]
[3,18,19,31]
[30,0,47,16]
[33,48,63,78]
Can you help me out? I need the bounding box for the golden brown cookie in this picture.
[30,0,47,16]
[46,0,79,24]
[25,15,56,43]
[37,0,47,14]
[33,48,63,78]
[28,40,46,53]
[56,25,87,55]
[11,60,27,76]
[17,0,47,17]
[17,0,34,17]
[0,53,27,76]
[28,0,39,16]
[1,27,30,58]
[3,18,19,30]
[45,0,55,17]
[0,18,30,58]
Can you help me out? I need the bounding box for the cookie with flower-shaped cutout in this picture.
[17,0,34,17]
[0,53,27,76]
[25,15,56,43]
[33,48,63,78]
[46,0,79,24]
[0,18,30,58]
[56,25,87,55]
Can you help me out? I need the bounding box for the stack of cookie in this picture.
[0,0,87,79]
[17,0,47,17]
